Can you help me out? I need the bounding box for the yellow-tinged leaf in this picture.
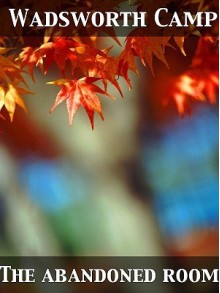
[174,37,186,56]
[47,79,71,86]
[0,82,30,121]
[4,86,16,121]
[0,87,5,111]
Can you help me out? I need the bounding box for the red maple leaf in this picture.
[125,36,170,74]
[19,47,41,80]
[48,77,111,128]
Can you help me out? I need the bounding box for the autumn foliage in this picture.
[0,0,218,128]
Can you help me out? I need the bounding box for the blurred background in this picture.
[0,36,218,260]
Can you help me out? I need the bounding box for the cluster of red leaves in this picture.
[0,34,218,128]
[18,37,115,127]
[0,0,218,128]
[169,37,218,114]
[17,35,179,127]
